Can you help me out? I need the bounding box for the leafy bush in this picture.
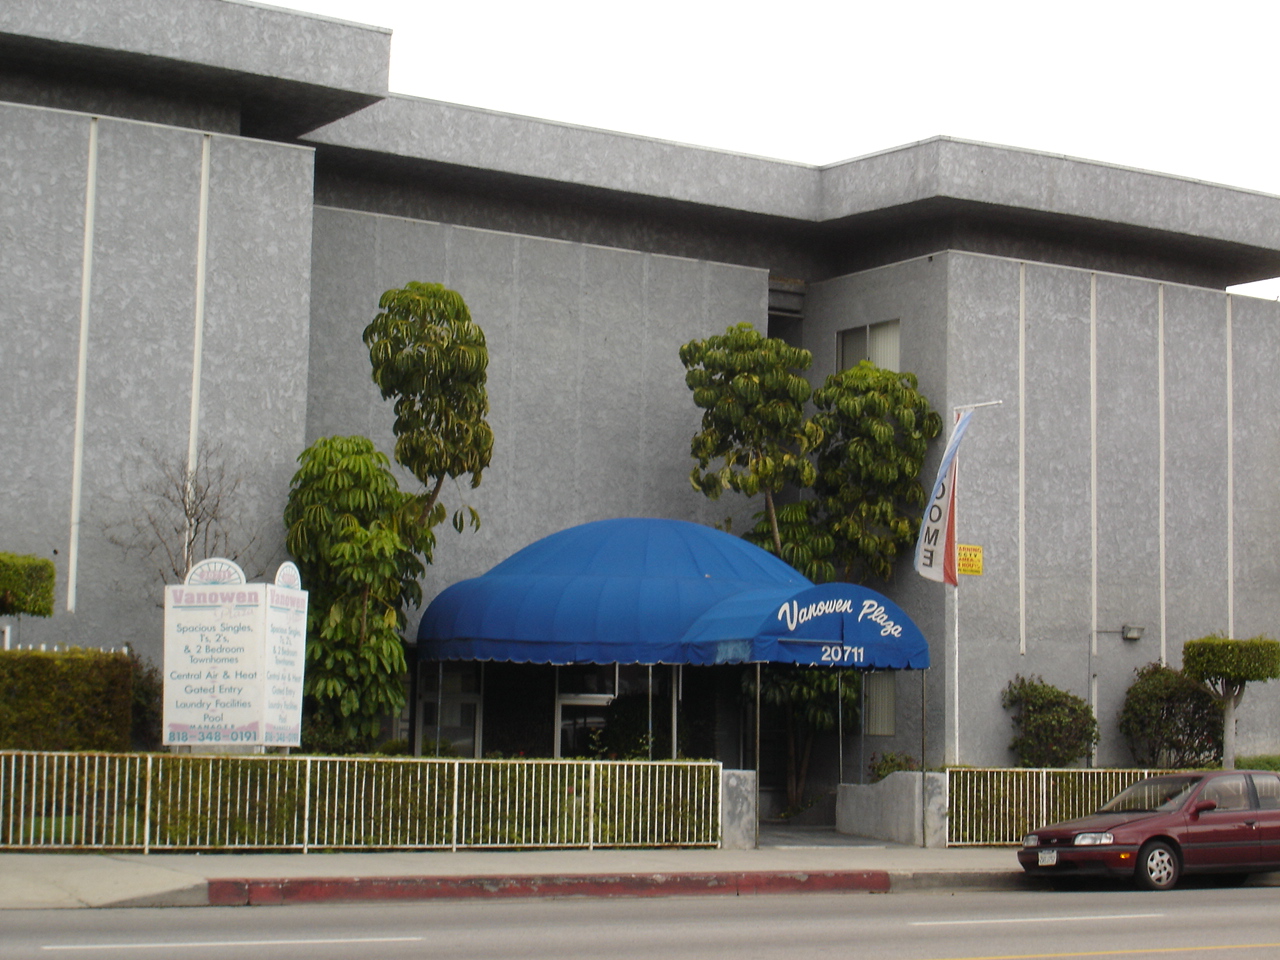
[129,651,164,751]
[1119,662,1221,767]
[1001,675,1099,767]
[868,751,918,782]
[0,552,55,618]
[1238,755,1280,772]
[0,649,131,750]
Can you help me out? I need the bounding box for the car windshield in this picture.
[1099,775,1203,813]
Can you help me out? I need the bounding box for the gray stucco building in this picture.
[4,0,1280,777]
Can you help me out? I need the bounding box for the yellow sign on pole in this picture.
[957,544,983,576]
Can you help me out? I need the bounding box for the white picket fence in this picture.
[0,751,721,852]
[947,767,1171,845]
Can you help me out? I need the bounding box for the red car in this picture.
[1017,770,1280,890]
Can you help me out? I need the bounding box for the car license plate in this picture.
[1038,850,1057,866]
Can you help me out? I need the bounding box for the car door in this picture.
[1180,774,1259,869]
[1249,773,1280,868]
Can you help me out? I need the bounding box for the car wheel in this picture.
[1135,840,1180,891]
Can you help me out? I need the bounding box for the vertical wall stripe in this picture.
[1018,263,1027,656]
[187,134,212,474]
[66,116,100,613]
[1089,275,1099,713]
[1226,295,1235,639]
[1158,285,1167,666]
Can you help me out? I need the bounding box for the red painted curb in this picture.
[207,870,891,905]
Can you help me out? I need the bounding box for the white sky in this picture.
[277,0,1280,299]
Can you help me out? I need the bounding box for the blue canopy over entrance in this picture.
[418,518,929,669]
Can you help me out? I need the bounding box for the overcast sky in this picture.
[277,0,1280,298]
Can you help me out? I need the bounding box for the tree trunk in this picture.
[764,490,782,557]
[783,705,799,810]
[796,728,815,809]
[1222,684,1245,770]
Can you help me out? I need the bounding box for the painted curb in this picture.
[207,870,893,905]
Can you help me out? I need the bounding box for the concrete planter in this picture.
[836,771,947,848]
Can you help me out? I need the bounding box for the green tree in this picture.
[810,362,943,582]
[1182,634,1280,770]
[679,323,822,555]
[1001,675,1099,767]
[1119,662,1221,767]
[746,500,836,583]
[284,436,430,749]
[745,665,860,812]
[363,282,493,536]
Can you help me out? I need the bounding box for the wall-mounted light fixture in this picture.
[1121,624,1145,641]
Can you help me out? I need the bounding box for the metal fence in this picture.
[0,752,721,852]
[947,767,1171,846]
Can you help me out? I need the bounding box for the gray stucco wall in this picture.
[307,206,768,628]
[945,254,1280,765]
[800,249,1280,767]
[0,102,313,663]
[803,257,951,769]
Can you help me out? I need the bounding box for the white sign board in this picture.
[163,559,307,748]
[262,581,307,745]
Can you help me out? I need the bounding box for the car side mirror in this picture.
[1192,799,1217,816]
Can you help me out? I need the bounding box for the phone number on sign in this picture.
[167,730,257,743]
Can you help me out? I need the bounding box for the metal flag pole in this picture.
[945,400,1001,766]
[837,672,843,784]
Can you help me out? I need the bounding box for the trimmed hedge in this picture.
[0,649,132,751]
[0,552,55,618]
[1183,635,1280,685]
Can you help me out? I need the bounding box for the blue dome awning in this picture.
[418,518,929,669]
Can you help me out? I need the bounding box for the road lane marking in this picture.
[921,944,1280,960]
[912,913,1163,927]
[42,936,424,951]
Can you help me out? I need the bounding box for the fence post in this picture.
[1038,769,1047,834]
[450,760,460,852]
[143,755,152,855]
[302,757,311,854]
[588,763,595,851]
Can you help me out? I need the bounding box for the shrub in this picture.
[1238,755,1280,772]
[868,751,918,783]
[0,649,131,750]
[129,651,164,751]
[1119,662,1221,767]
[1001,674,1099,767]
[0,552,55,618]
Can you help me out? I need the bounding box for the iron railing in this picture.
[947,767,1171,846]
[0,752,721,852]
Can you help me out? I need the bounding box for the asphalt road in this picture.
[5,886,1280,960]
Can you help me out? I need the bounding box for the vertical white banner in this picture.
[915,409,973,585]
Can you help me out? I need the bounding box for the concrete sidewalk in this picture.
[0,827,1030,909]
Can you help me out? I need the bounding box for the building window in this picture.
[554,664,651,757]
[838,319,900,371]
[420,662,484,757]
[864,671,896,736]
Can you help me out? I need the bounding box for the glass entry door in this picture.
[420,662,483,757]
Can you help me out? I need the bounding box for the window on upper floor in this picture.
[838,319,900,371]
